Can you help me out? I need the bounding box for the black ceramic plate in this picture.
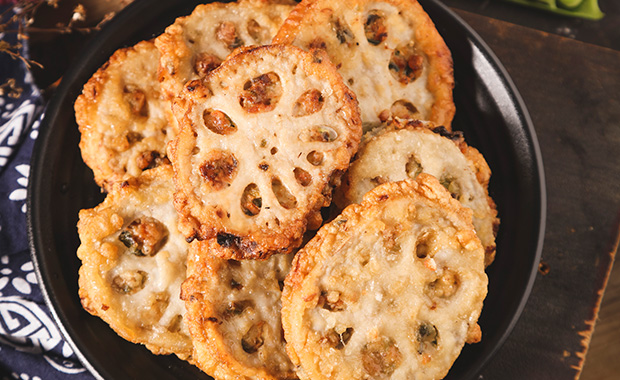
[27,0,546,379]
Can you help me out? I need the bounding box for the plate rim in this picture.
[27,0,547,379]
[426,0,547,375]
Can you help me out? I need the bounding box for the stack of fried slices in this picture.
[75,1,499,379]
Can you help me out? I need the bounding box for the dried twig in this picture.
[0,78,24,98]
[1,0,120,70]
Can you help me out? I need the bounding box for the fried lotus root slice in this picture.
[170,44,362,258]
[155,0,295,102]
[337,118,499,266]
[76,165,192,359]
[181,242,295,379]
[282,175,488,380]
[75,40,172,192]
[273,0,455,131]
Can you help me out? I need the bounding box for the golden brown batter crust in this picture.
[75,40,172,191]
[169,44,362,259]
[181,241,296,379]
[155,0,295,102]
[336,118,499,266]
[282,175,487,380]
[77,165,192,360]
[273,0,455,130]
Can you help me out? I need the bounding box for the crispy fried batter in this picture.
[282,175,487,380]
[181,241,295,379]
[75,40,172,192]
[77,165,192,359]
[72,1,495,377]
[170,44,362,259]
[155,0,295,102]
[336,118,499,266]
[273,0,455,131]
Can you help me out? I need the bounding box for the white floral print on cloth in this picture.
[0,98,40,169]
[0,6,94,380]
[0,255,37,296]
[7,164,29,214]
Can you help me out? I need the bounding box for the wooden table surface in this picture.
[26,2,620,379]
[454,10,620,380]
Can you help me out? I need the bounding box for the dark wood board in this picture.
[444,0,620,52]
[582,253,620,379]
[454,10,620,379]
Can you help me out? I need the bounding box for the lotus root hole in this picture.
[307,150,324,166]
[323,327,354,350]
[111,270,147,295]
[199,151,238,190]
[361,337,403,377]
[126,131,143,144]
[271,178,297,209]
[319,290,346,312]
[239,72,282,113]
[247,19,266,41]
[118,216,169,256]
[144,292,170,325]
[391,99,419,119]
[331,16,354,44]
[203,109,237,135]
[167,315,183,333]
[242,322,265,354]
[428,269,460,299]
[415,232,433,259]
[241,183,262,216]
[299,126,339,144]
[416,322,439,354]
[294,167,312,187]
[292,89,324,117]
[364,10,388,45]
[389,44,424,84]
[123,85,148,117]
[405,154,422,178]
[227,265,243,291]
[136,150,167,171]
[439,175,461,200]
[216,21,243,50]
[223,299,254,319]
[194,53,222,77]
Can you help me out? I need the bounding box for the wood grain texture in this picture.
[581,228,620,380]
[454,9,620,380]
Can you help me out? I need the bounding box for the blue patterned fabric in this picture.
[0,8,94,380]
